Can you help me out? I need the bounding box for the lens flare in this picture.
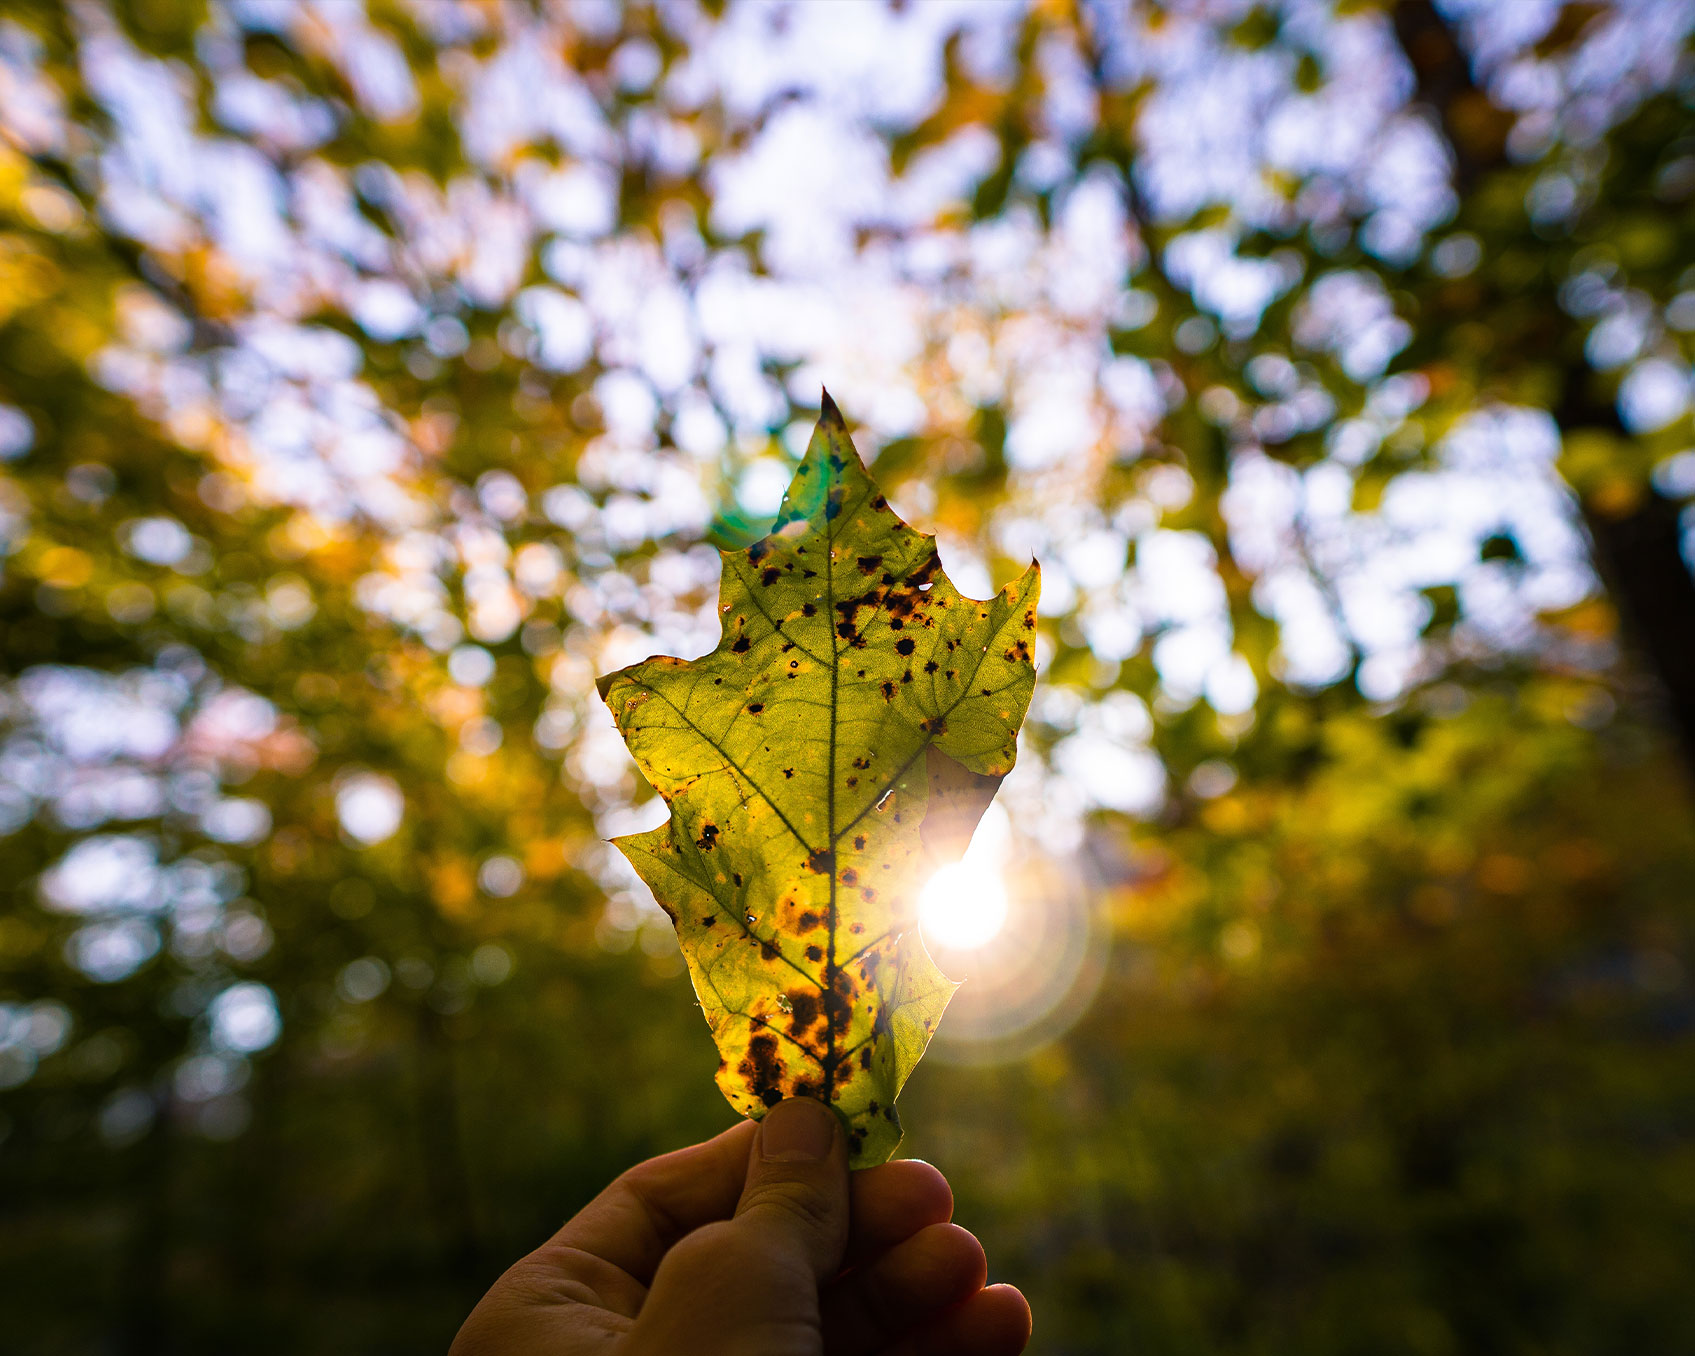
[919,858,1009,950]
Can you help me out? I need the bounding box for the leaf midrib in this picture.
[824,452,842,1101]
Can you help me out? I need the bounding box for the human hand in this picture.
[450,1096,1031,1355]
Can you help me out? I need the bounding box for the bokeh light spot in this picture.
[335,773,404,845]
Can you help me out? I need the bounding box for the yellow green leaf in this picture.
[597,394,1040,1165]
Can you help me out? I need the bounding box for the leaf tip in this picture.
[819,386,845,429]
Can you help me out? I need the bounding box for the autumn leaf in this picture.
[597,394,1040,1165]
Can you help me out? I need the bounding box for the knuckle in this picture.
[653,1218,812,1308]
[661,1219,744,1276]
[741,1179,840,1238]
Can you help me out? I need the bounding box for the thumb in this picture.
[731,1095,851,1280]
[626,1099,848,1355]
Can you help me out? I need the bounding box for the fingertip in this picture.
[625,1117,756,1194]
[927,1222,989,1294]
[978,1284,1033,1351]
[886,1281,1032,1356]
[844,1158,954,1266]
[892,1158,955,1220]
[758,1096,842,1163]
[855,1157,953,1216]
[890,1222,987,1300]
[817,1222,988,1354]
[722,1117,760,1146]
[551,1117,761,1285]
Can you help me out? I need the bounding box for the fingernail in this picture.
[760,1096,836,1162]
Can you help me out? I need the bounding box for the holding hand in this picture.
[451,1096,1031,1356]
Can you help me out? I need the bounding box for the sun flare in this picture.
[918,857,1010,951]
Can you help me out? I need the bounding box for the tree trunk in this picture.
[1392,0,1695,776]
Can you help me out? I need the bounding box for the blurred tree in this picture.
[0,2,1692,1353]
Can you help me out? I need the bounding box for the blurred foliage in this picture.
[0,1,1692,1354]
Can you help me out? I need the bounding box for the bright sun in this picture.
[918,857,1009,951]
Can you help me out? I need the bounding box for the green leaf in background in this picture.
[597,395,1040,1165]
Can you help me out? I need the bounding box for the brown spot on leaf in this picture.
[743,1032,784,1106]
[787,989,821,1031]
